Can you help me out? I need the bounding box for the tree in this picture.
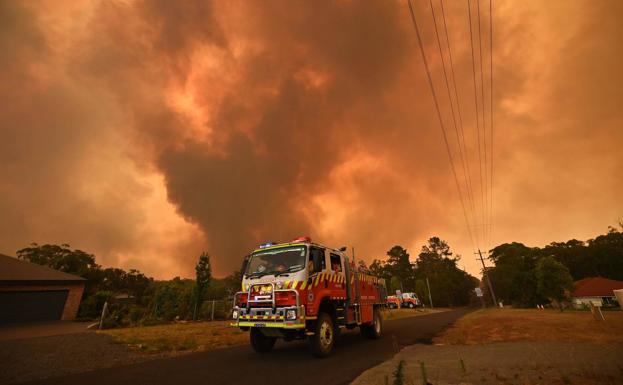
[193,251,212,320]
[17,243,98,276]
[224,270,243,297]
[414,237,478,307]
[487,243,541,306]
[535,256,574,311]
[369,259,388,278]
[414,279,428,305]
[386,246,414,291]
[357,260,368,271]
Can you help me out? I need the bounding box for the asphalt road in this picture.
[25,309,470,385]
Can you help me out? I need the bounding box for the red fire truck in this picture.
[387,292,421,309]
[231,237,387,357]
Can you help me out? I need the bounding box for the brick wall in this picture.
[0,283,85,320]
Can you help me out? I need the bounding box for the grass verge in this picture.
[382,307,448,321]
[101,321,247,355]
[102,308,450,355]
[436,308,623,345]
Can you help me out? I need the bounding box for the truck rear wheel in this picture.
[408,302,414,309]
[307,312,334,358]
[361,308,382,339]
[250,328,277,353]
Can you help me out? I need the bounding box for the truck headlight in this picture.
[232,310,239,319]
[286,309,297,320]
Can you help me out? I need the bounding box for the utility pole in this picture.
[476,249,497,307]
[425,276,434,309]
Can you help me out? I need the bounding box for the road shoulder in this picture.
[351,341,623,385]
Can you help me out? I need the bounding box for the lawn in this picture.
[436,308,623,345]
[101,321,248,355]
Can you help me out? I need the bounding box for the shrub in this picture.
[78,290,114,319]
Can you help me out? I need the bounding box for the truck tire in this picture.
[307,312,335,358]
[361,308,382,339]
[408,302,414,309]
[250,328,277,353]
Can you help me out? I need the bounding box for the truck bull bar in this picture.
[231,282,305,329]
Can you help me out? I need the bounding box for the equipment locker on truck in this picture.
[231,237,387,357]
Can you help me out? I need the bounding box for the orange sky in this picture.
[1,0,621,279]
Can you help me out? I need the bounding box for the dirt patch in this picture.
[436,309,623,345]
[352,342,623,385]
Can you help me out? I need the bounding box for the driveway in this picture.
[0,321,92,342]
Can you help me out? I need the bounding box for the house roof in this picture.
[572,277,623,297]
[0,253,86,284]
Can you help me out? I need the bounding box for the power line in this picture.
[407,0,477,251]
[428,0,477,232]
[488,0,494,253]
[467,0,486,249]
[439,0,478,231]
[476,0,489,248]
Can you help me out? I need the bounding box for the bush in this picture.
[129,306,144,326]
[78,290,114,319]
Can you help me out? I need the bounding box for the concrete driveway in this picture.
[0,321,92,341]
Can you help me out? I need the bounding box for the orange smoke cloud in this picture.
[0,0,621,278]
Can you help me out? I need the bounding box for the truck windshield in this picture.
[245,246,307,277]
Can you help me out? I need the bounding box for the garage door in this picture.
[0,290,68,324]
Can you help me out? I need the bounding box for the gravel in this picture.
[0,332,152,384]
[351,341,623,385]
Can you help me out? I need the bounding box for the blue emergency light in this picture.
[259,242,276,249]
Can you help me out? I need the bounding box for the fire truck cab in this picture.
[231,237,387,357]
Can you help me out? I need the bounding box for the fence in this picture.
[99,298,236,329]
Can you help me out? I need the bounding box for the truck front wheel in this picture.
[250,328,277,353]
[308,312,334,358]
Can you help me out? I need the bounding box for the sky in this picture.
[1,0,621,279]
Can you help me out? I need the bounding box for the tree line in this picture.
[366,237,479,307]
[16,243,241,327]
[18,224,621,326]
[484,224,623,308]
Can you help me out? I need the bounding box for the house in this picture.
[0,253,86,324]
[571,277,623,309]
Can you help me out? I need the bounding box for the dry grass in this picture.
[101,321,248,355]
[436,308,623,345]
[101,308,452,355]
[382,308,448,320]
